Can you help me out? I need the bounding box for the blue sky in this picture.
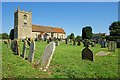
[2,2,118,36]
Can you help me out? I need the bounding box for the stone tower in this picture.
[14,7,32,39]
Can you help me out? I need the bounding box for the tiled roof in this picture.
[32,24,65,34]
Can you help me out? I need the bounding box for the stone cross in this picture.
[41,42,56,71]
[28,40,36,63]
[82,46,93,61]
[22,40,27,59]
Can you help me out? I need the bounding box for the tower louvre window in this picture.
[24,23,27,27]
[24,14,27,20]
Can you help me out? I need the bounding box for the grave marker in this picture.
[41,42,56,71]
[82,46,93,61]
[28,40,36,63]
[22,40,27,59]
[117,39,120,48]
[108,41,115,52]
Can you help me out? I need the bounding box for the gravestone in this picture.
[28,40,36,63]
[101,41,106,48]
[73,40,76,46]
[21,40,27,59]
[96,51,110,56]
[16,39,20,56]
[117,39,120,48]
[3,40,9,48]
[65,38,68,44]
[70,40,72,45]
[108,41,115,52]
[77,40,81,46]
[8,39,11,48]
[82,46,93,61]
[41,42,56,71]
[55,40,59,46]
[11,40,18,53]
[91,42,95,47]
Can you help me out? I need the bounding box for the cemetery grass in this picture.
[2,41,119,78]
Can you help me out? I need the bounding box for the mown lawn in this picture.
[2,41,119,78]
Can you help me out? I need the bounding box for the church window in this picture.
[24,15,27,20]
[24,23,27,27]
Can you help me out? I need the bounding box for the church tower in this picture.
[14,7,32,39]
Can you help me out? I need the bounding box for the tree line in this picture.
[1,21,120,41]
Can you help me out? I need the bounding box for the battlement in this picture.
[14,7,32,14]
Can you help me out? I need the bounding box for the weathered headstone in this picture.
[82,46,93,61]
[77,40,81,46]
[108,41,115,52]
[21,40,27,59]
[3,40,9,48]
[16,39,20,56]
[101,41,106,48]
[41,42,56,71]
[70,40,72,45]
[28,40,35,63]
[11,40,18,53]
[117,39,120,48]
[96,51,110,56]
[73,40,76,46]
[8,39,11,48]
[91,42,95,47]
[55,40,59,46]
[65,38,68,44]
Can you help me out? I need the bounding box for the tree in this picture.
[109,21,120,41]
[70,33,75,40]
[67,35,70,39]
[75,35,81,41]
[2,33,9,39]
[82,26,92,40]
[9,29,14,40]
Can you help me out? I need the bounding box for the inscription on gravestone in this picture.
[82,45,93,61]
[41,42,56,71]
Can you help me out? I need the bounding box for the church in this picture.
[14,7,66,40]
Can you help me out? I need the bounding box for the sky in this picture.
[2,2,118,36]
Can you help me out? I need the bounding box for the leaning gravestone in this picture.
[11,40,18,54]
[3,40,9,48]
[82,46,93,61]
[28,40,36,63]
[21,40,27,59]
[16,39,20,56]
[41,42,56,71]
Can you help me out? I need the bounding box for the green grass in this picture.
[2,41,119,78]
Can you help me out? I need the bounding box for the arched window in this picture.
[24,15,27,20]
[24,23,27,27]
